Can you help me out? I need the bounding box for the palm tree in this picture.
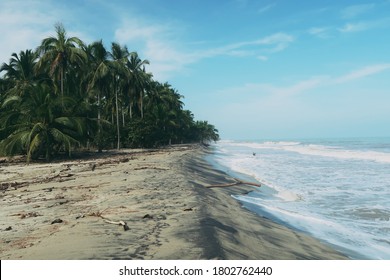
[87,40,111,152]
[126,52,150,119]
[176,109,195,143]
[143,81,185,145]
[195,120,220,144]
[36,23,86,107]
[109,42,129,149]
[0,49,38,98]
[0,84,85,161]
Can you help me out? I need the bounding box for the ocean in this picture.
[210,138,390,259]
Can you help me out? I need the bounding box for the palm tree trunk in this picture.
[122,107,125,126]
[140,91,144,119]
[115,88,120,150]
[61,67,64,107]
[97,91,102,153]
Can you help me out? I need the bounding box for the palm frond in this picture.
[0,130,30,156]
[50,127,80,156]
[1,95,21,108]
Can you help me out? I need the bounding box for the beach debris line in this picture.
[206,178,261,189]
[1,173,75,192]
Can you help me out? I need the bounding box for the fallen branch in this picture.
[101,216,129,231]
[206,179,261,188]
[134,166,170,171]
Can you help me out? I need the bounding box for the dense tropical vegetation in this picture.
[0,23,219,161]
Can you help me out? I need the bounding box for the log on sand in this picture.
[206,179,261,188]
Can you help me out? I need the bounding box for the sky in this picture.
[1,0,390,140]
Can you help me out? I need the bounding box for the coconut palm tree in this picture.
[195,120,220,144]
[87,40,112,151]
[126,52,150,119]
[35,23,86,107]
[0,83,85,161]
[109,42,129,149]
[0,49,39,98]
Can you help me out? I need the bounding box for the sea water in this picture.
[211,138,390,259]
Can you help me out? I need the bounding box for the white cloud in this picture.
[334,64,390,84]
[308,27,331,39]
[254,33,294,52]
[257,55,268,61]
[221,76,328,99]
[200,32,294,57]
[219,64,390,99]
[339,18,390,33]
[341,4,375,19]
[308,27,326,35]
[114,18,197,80]
[275,77,327,96]
[0,1,93,67]
[258,3,276,14]
[114,18,167,43]
[0,1,55,64]
[339,22,370,33]
[115,16,294,80]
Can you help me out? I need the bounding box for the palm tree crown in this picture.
[36,23,86,105]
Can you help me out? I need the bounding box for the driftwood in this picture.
[134,166,170,171]
[101,216,130,231]
[10,212,42,219]
[206,179,261,189]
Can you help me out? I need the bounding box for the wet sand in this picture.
[0,145,347,259]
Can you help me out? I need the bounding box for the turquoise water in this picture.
[212,138,390,259]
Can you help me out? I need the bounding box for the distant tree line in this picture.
[0,23,219,161]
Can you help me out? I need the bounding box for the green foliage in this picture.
[126,117,164,148]
[194,121,220,144]
[0,23,219,161]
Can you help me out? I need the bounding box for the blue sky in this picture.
[1,0,390,140]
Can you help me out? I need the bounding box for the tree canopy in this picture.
[0,23,219,161]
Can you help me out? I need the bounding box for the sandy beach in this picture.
[0,145,347,260]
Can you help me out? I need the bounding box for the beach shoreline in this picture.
[0,145,347,260]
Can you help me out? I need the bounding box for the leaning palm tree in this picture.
[35,23,86,107]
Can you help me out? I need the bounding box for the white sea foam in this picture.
[276,190,302,202]
[223,140,390,163]
[213,138,390,259]
[236,195,339,227]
